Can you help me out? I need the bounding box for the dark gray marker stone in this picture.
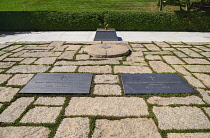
[122,74,196,94]
[94,28,118,41]
[19,73,93,94]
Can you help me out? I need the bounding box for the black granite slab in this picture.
[94,28,118,41]
[19,73,93,94]
[122,74,196,94]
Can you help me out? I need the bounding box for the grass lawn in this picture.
[0,0,159,11]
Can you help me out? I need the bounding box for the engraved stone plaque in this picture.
[19,73,93,94]
[122,74,196,94]
[94,28,118,41]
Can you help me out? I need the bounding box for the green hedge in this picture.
[0,11,104,31]
[0,11,209,31]
[104,11,210,31]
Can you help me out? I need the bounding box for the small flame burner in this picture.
[102,45,111,49]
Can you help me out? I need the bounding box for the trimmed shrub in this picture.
[0,11,209,31]
[104,11,210,31]
[0,11,104,31]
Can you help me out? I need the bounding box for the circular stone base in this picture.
[84,44,130,58]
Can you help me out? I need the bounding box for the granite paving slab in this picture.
[54,118,89,138]
[92,118,161,138]
[65,97,148,116]
[153,106,210,130]
[0,126,50,138]
[0,97,34,122]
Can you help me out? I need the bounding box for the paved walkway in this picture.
[0,31,210,43]
[0,41,210,138]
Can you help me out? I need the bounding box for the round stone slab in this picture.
[84,44,130,57]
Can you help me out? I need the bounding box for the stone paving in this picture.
[0,41,210,137]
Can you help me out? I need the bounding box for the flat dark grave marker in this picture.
[19,73,93,94]
[94,28,118,41]
[122,74,196,94]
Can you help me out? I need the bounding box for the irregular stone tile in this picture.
[76,54,90,60]
[171,45,191,47]
[13,48,27,53]
[133,48,147,52]
[194,73,210,88]
[65,41,101,45]
[154,42,171,47]
[149,61,175,73]
[184,65,210,73]
[0,44,10,49]
[16,41,51,45]
[94,75,119,83]
[145,55,162,60]
[184,76,205,88]
[183,58,210,64]
[167,42,184,45]
[191,48,203,52]
[144,44,161,51]
[0,62,16,68]
[55,60,119,65]
[131,44,144,47]
[7,65,50,73]
[92,118,161,138]
[66,45,82,51]
[49,41,64,47]
[162,56,184,64]
[58,51,76,60]
[0,74,12,84]
[203,107,210,117]
[0,97,34,122]
[94,84,121,95]
[54,118,89,138]
[0,87,19,102]
[65,97,148,116]
[0,126,50,138]
[3,45,22,51]
[24,45,53,50]
[0,103,2,108]
[20,52,61,57]
[178,48,202,57]
[34,57,57,64]
[172,65,191,75]
[52,45,68,51]
[126,57,144,62]
[168,133,210,138]
[3,58,24,62]
[201,52,210,57]
[147,96,204,105]
[7,74,34,85]
[196,46,210,51]
[20,58,37,64]
[9,50,27,57]
[130,51,143,57]
[34,97,65,105]
[114,66,152,73]
[122,61,147,66]
[50,66,77,72]
[20,107,62,123]
[0,53,12,60]
[173,51,188,57]
[197,89,210,104]
[144,51,172,55]
[162,48,176,51]
[78,65,112,73]
[0,51,6,56]
[153,106,210,130]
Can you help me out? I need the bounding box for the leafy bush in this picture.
[0,11,209,31]
[0,11,104,31]
[104,11,210,31]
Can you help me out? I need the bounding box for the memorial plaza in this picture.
[0,31,210,137]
